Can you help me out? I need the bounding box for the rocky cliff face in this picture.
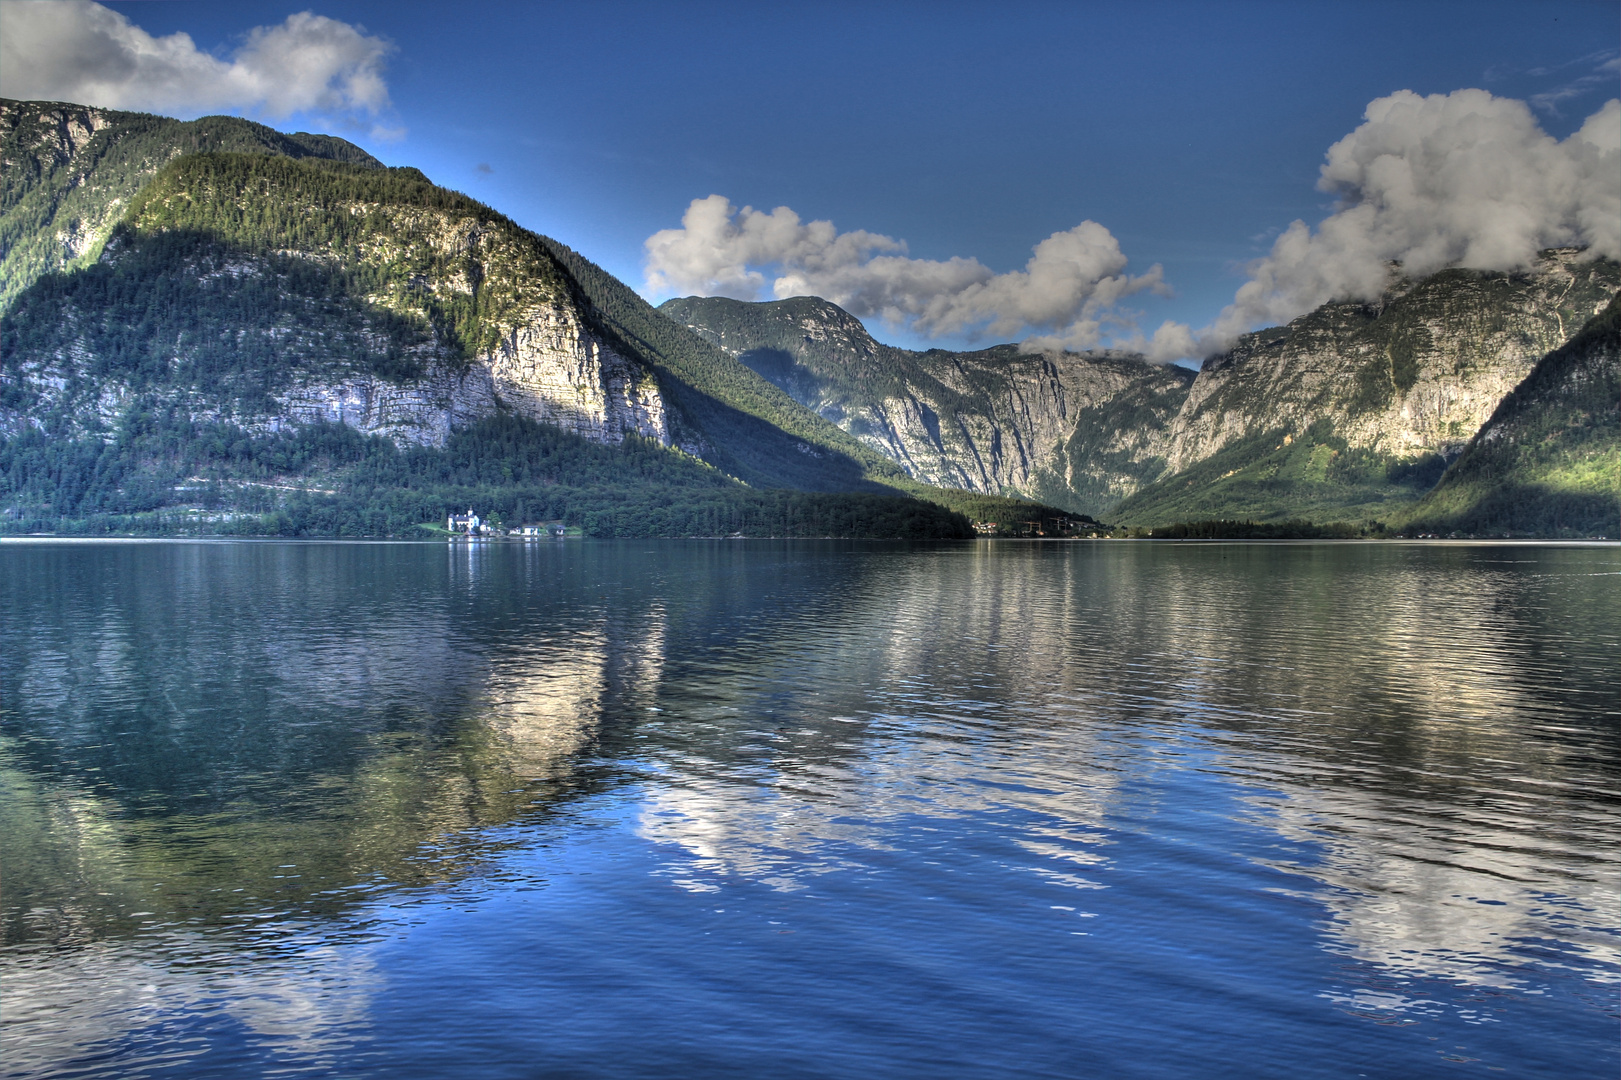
[1163,250,1620,473]
[1106,250,1621,525]
[211,294,669,449]
[661,295,1191,515]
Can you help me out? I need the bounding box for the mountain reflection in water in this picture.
[1,540,1616,1079]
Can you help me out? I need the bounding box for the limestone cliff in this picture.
[1110,250,1621,525]
[1405,293,1621,536]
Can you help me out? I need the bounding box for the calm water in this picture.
[1,539,1617,1079]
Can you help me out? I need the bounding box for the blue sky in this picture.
[7,0,1618,355]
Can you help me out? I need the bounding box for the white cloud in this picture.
[645,194,1166,349]
[0,1,395,133]
[1165,89,1621,359]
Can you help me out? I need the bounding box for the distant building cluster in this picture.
[972,516,1102,538]
[446,509,568,539]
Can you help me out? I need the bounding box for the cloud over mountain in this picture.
[1168,89,1621,360]
[0,1,395,132]
[645,195,1166,349]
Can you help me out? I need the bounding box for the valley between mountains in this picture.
[3,97,1617,538]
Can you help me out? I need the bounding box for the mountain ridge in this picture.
[1404,293,1621,536]
[667,254,1620,530]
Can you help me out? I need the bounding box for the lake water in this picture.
[1,539,1617,1079]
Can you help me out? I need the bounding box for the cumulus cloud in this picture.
[1166,89,1621,359]
[645,195,1166,349]
[0,1,395,133]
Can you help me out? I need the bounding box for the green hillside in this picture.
[1,98,381,312]
[1107,424,1446,529]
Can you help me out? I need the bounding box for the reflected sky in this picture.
[2,540,1617,1079]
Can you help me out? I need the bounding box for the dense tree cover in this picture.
[120,153,571,362]
[1144,519,1366,539]
[1403,296,1621,537]
[2,233,438,416]
[1,99,380,312]
[0,413,973,539]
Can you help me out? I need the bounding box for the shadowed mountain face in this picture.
[668,253,1620,529]
[660,295,1193,518]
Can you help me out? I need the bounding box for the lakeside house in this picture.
[515,521,567,538]
[447,509,486,535]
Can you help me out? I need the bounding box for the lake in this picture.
[2,539,1617,1079]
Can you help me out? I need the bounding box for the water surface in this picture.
[2,539,1617,1078]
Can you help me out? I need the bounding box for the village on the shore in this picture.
[444,509,578,539]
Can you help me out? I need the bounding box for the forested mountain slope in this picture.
[1,97,381,312]
[0,99,1072,537]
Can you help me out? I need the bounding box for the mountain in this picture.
[669,253,1619,532]
[1097,251,1621,526]
[1403,294,1621,537]
[660,295,1194,517]
[1,98,1080,538]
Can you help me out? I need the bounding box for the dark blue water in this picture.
[2,539,1617,1078]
